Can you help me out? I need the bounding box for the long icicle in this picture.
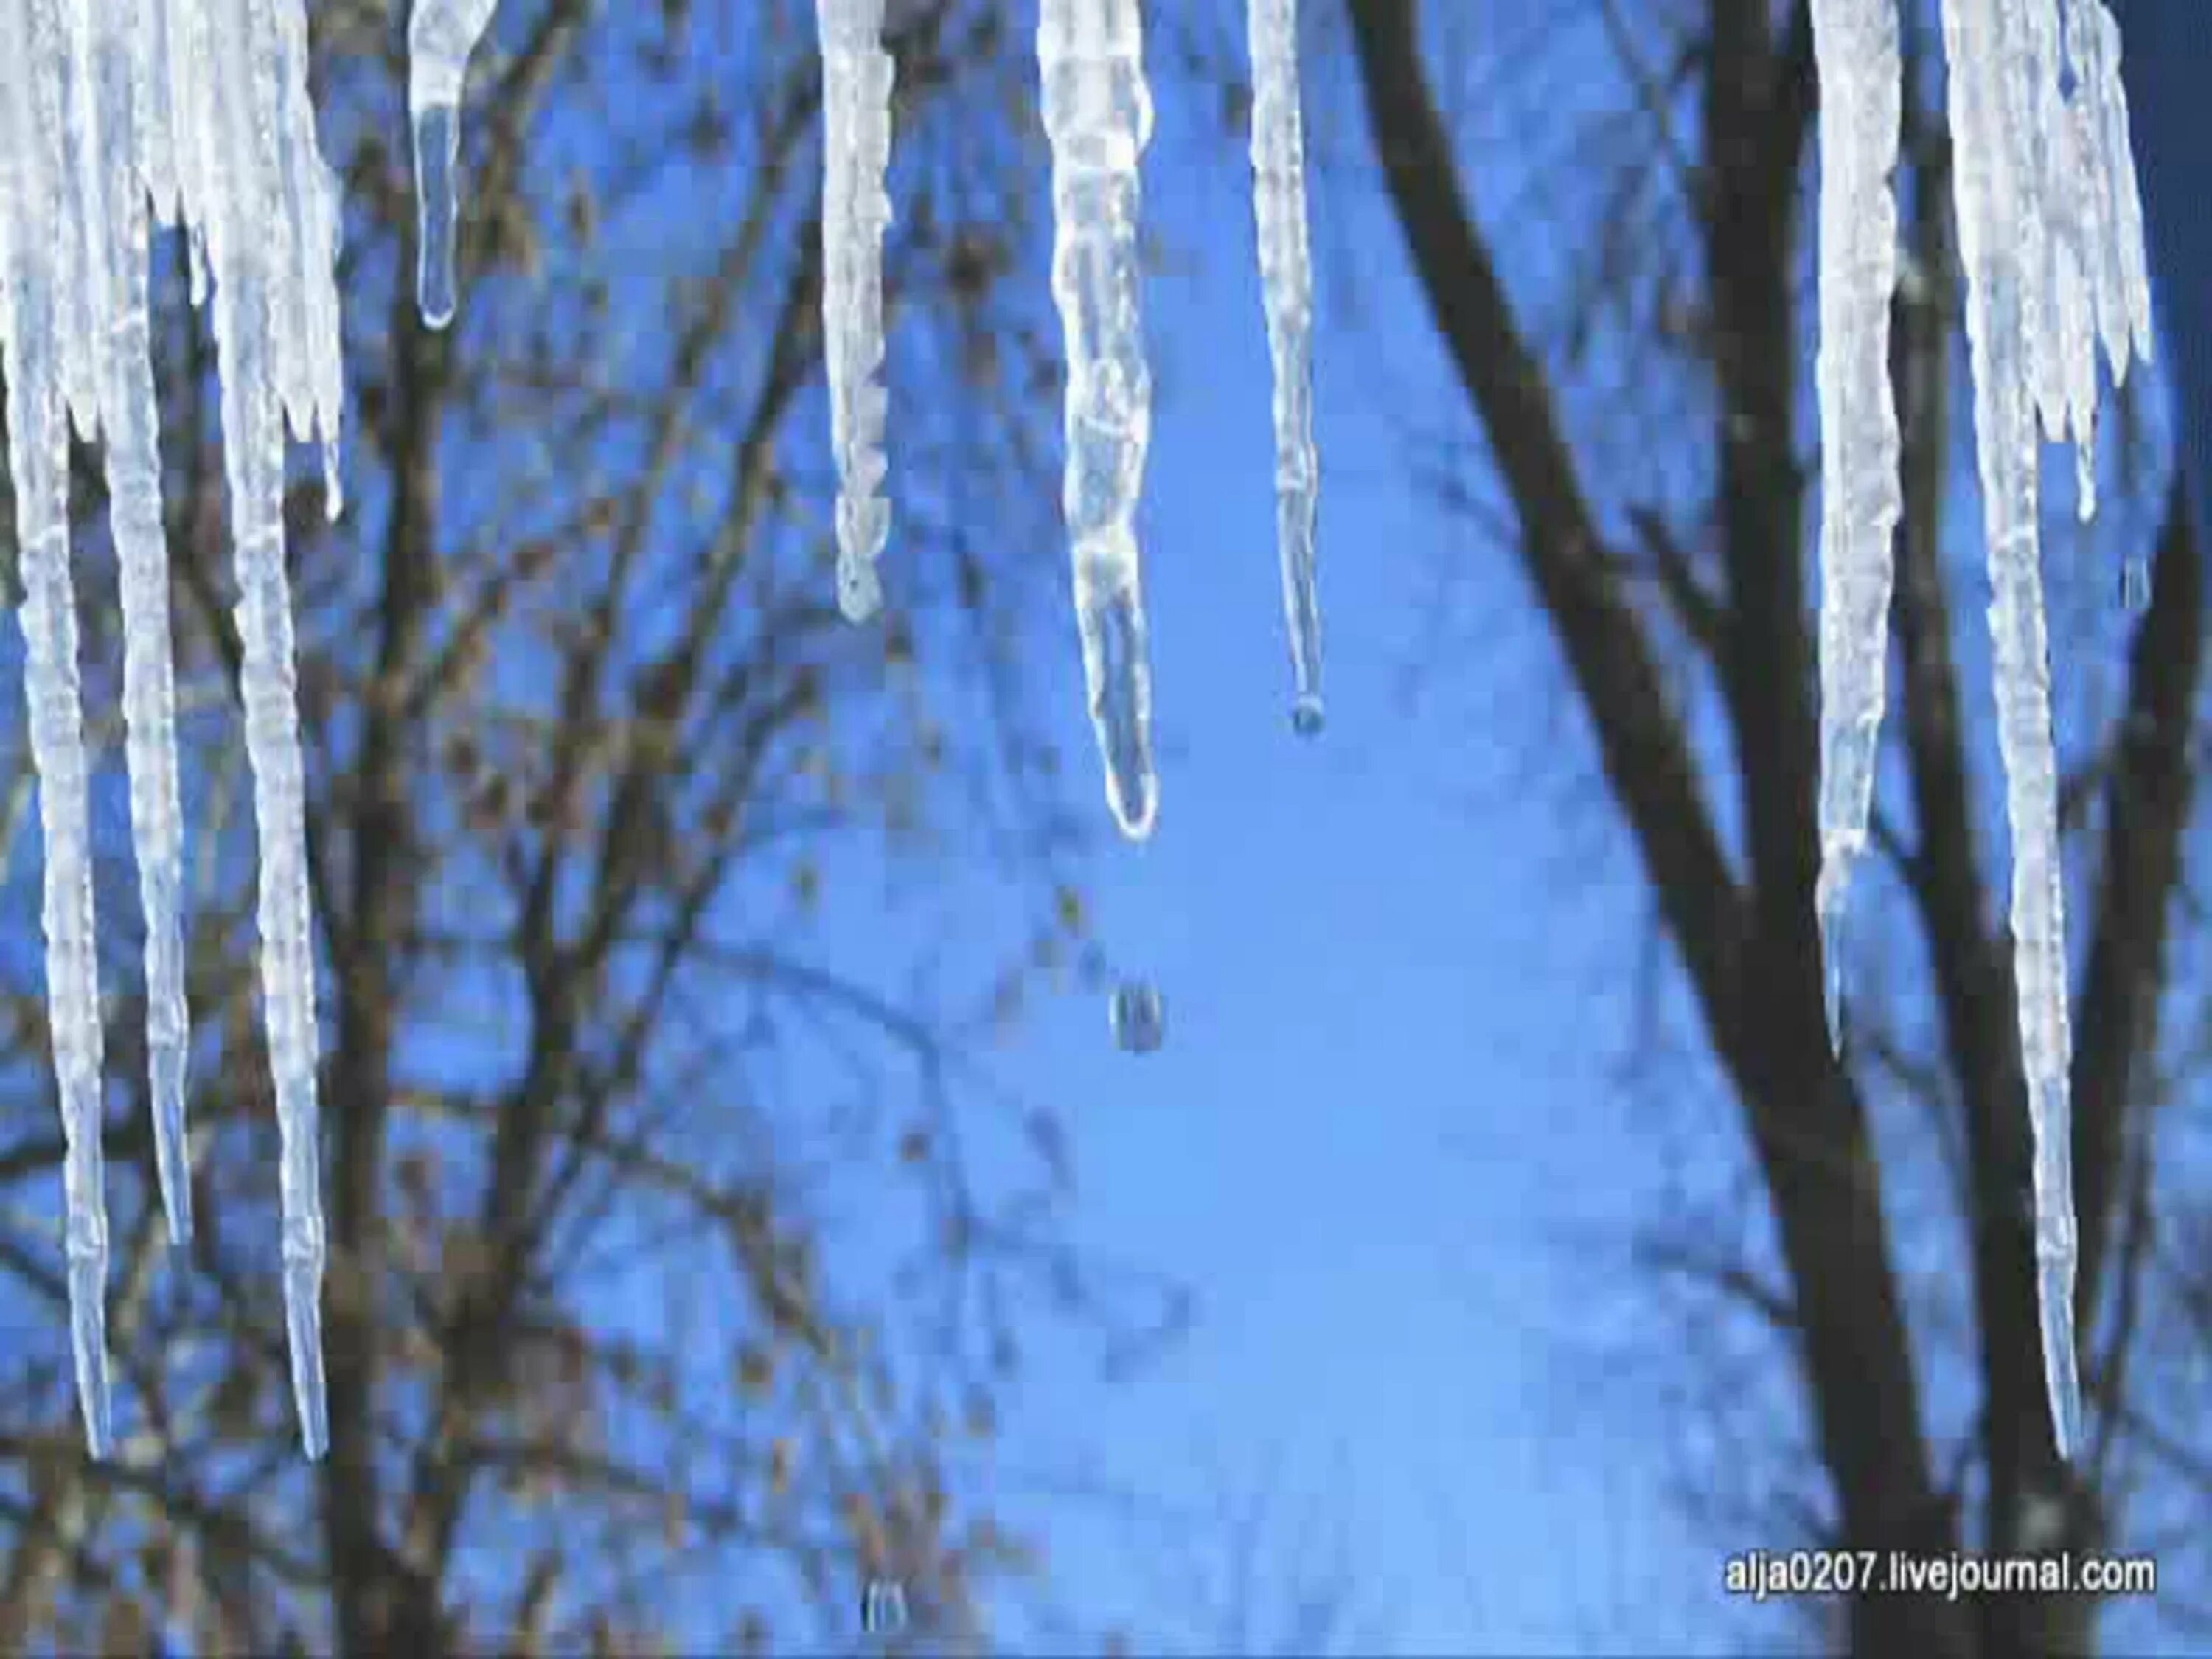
[69,0,197,1247]
[407,0,500,330]
[1039,0,1160,840]
[1245,0,1324,736]
[0,0,115,1457]
[1941,0,2080,1459]
[204,0,333,1458]
[1933,0,2152,1463]
[815,0,895,622]
[1809,0,1903,1054]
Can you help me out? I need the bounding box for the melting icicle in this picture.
[1039,0,1161,840]
[1810,0,1904,1059]
[1246,0,1324,735]
[0,0,115,1457]
[1109,978,1165,1054]
[407,0,500,330]
[188,0,340,1460]
[1947,0,2070,1448]
[1933,0,2150,1463]
[63,0,198,1249]
[815,0,895,623]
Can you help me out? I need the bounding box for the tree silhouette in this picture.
[0,4,1183,1651]
[1342,1,2205,1652]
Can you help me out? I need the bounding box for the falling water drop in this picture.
[1109,979,1165,1054]
[2120,555,2150,613]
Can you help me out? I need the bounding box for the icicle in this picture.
[1810,0,1904,1058]
[1953,0,2148,1463]
[814,0,894,622]
[1245,0,1324,736]
[0,0,116,1457]
[1039,0,1160,839]
[64,0,197,1246]
[193,0,335,1459]
[1806,0,2152,1459]
[1936,0,2068,1462]
[407,0,500,329]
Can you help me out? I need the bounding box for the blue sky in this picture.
[15,4,2208,1651]
[961,9,2212,1652]
[959,52,1735,1654]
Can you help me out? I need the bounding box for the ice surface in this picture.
[66,0,196,1248]
[1810,0,1904,1059]
[1934,0,2148,1461]
[2,0,343,1458]
[408,0,500,328]
[1,0,116,1455]
[198,0,336,1459]
[815,0,895,622]
[1809,0,2152,1458]
[1246,0,1324,733]
[1039,0,1160,839]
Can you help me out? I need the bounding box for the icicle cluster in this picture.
[408,0,500,329]
[411,1,1318,836]
[1246,0,1324,735]
[1812,0,2152,1461]
[1,0,116,1458]
[0,0,343,1460]
[815,0,895,622]
[1039,0,1161,840]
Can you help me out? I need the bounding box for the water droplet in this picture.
[1109,980,1165,1054]
[2120,557,2150,614]
[1290,694,1325,738]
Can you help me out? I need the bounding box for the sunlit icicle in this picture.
[267,0,347,516]
[1809,0,1903,1056]
[67,0,196,1245]
[1940,0,2082,1460]
[203,0,333,1458]
[815,0,895,622]
[407,0,500,329]
[2053,0,2154,541]
[0,0,116,1456]
[1039,0,1161,839]
[1245,0,1324,737]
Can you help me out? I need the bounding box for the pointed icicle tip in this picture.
[411,102,464,330]
[2041,1265,2084,1462]
[1815,849,1853,1060]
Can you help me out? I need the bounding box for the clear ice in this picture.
[1941,0,2149,1464]
[1039,0,1161,840]
[815,0,894,622]
[407,0,500,330]
[1812,0,2152,1458]
[1245,0,1324,734]
[198,0,342,1461]
[1,0,116,1456]
[1810,0,1902,1062]
[1,0,344,1458]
